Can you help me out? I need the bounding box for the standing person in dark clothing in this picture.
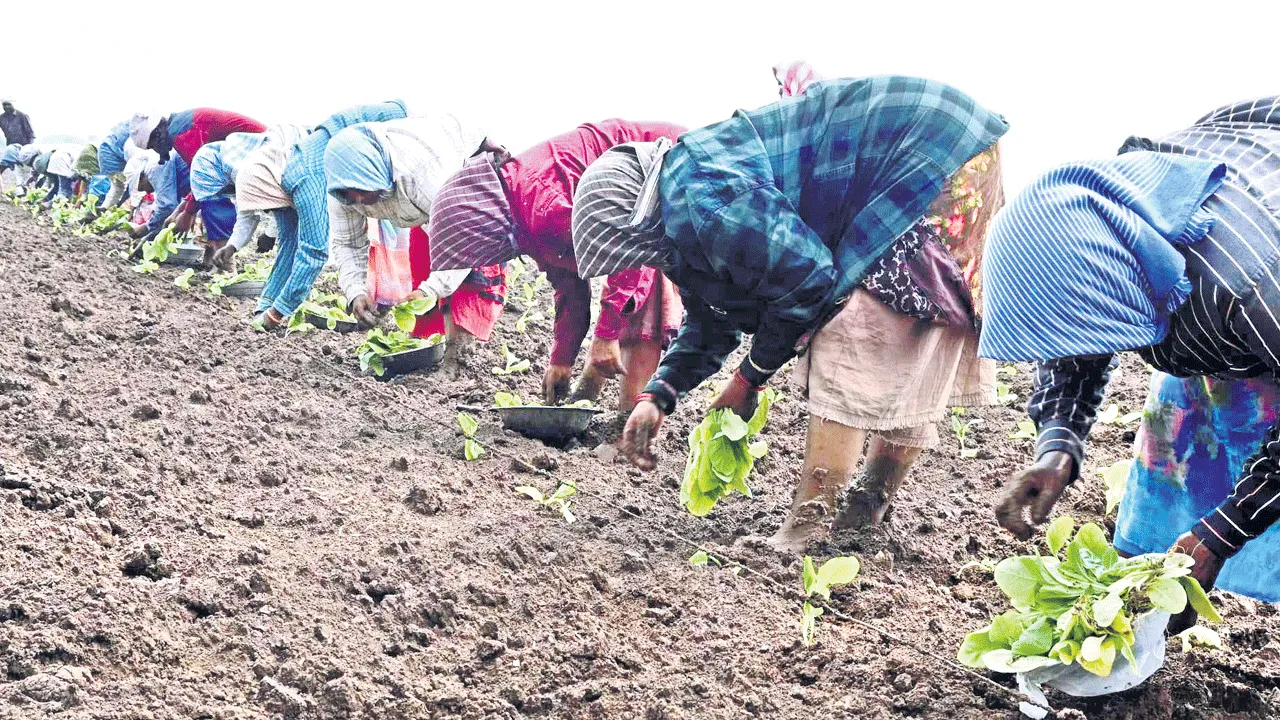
[0,100,35,145]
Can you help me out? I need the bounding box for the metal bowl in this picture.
[498,406,599,442]
[163,244,206,267]
[222,280,265,298]
[380,341,447,378]
[302,312,359,333]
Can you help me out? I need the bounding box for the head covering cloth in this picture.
[571,141,673,279]
[773,61,824,97]
[124,151,161,194]
[424,153,516,271]
[978,151,1226,362]
[235,144,293,211]
[324,125,393,196]
[129,111,165,149]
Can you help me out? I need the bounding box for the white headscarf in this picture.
[46,148,78,178]
[124,150,161,194]
[236,145,293,211]
[129,111,165,149]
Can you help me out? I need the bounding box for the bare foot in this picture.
[832,489,891,531]
[765,500,834,553]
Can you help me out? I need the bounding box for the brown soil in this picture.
[0,201,1277,720]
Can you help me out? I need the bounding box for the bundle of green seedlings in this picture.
[287,291,358,333]
[681,387,778,516]
[206,257,274,295]
[356,328,444,377]
[390,295,437,332]
[131,227,181,274]
[958,516,1220,677]
[82,205,131,236]
[492,391,594,409]
[48,195,98,230]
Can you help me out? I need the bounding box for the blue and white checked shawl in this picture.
[652,76,1008,394]
[979,152,1226,362]
[190,132,268,201]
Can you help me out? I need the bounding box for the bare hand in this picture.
[172,209,195,234]
[253,308,286,331]
[543,364,573,405]
[1168,532,1224,634]
[212,244,237,271]
[995,451,1074,539]
[351,295,379,329]
[709,371,759,420]
[620,400,664,470]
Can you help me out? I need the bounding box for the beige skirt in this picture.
[792,289,995,447]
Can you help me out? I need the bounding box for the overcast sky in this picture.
[7,0,1278,192]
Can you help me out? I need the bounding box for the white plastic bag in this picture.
[1016,612,1170,718]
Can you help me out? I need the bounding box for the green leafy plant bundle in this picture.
[958,516,1220,678]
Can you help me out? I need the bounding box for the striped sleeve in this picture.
[1027,355,1117,478]
[1196,265,1280,558]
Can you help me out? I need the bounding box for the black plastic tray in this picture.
[303,312,359,333]
[380,341,447,378]
[222,280,265,298]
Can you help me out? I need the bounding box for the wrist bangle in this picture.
[733,368,763,392]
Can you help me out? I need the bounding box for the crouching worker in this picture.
[323,114,507,371]
[983,95,1280,633]
[426,119,686,410]
[572,76,1008,552]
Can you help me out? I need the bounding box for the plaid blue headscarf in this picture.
[0,144,19,168]
[979,151,1226,362]
[323,126,393,197]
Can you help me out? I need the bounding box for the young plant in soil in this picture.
[958,516,1220,677]
[950,407,981,459]
[492,343,531,375]
[513,482,577,523]
[1009,419,1037,441]
[996,365,1019,405]
[681,388,777,517]
[1096,404,1144,426]
[456,412,485,461]
[800,555,861,647]
[173,268,195,290]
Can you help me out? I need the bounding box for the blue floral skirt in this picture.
[1115,372,1280,601]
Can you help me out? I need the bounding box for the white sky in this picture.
[8,0,1279,192]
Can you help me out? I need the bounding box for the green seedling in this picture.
[173,268,195,290]
[1097,404,1144,426]
[1009,419,1037,441]
[800,555,861,647]
[514,482,577,523]
[457,412,485,461]
[951,407,981,459]
[959,516,1220,678]
[1174,626,1222,653]
[492,343,531,375]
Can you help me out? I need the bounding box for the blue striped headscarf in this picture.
[323,126,393,197]
[979,151,1225,362]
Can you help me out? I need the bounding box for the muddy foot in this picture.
[765,501,834,553]
[832,490,892,531]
